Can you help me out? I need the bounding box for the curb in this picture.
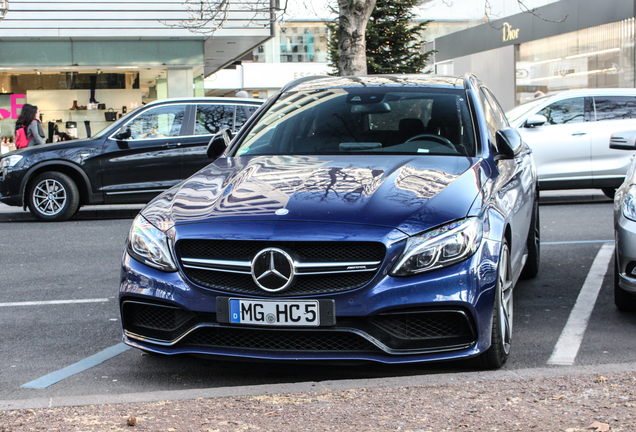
[2,361,635,411]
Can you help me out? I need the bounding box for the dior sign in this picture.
[502,22,519,42]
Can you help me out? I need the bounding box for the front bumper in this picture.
[120,233,502,364]
[616,214,636,294]
[0,166,24,206]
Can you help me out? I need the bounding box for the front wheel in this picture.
[602,188,616,200]
[521,191,540,279]
[478,239,513,369]
[27,171,80,222]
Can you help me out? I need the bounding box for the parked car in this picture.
[0,97,263,221]
[610,130,636,311]
[119,74,540,369]
[507,89,636,198]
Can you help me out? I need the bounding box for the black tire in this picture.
[602,188,616,200]
[614,255,636,311]
[478,239,513,369]
[520,193,540,279]
[27,171,80,222]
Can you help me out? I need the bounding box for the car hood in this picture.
[142,155,485,236]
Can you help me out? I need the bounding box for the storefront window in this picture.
[515,19,635,105]
[0,68,171,151]
[252,23,329,63]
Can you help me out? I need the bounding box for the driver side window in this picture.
[537,98,585,125]
[128,105,186,140]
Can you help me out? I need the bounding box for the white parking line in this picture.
[21,343,130,389]
[0,299,110,307]
[547,242,614,366]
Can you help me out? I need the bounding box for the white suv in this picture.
[507,89,636,197]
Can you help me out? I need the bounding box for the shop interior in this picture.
[0,67,172,152]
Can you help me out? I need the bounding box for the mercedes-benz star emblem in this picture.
[251,248,295,292]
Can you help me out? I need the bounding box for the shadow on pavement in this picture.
[0,205,142,222]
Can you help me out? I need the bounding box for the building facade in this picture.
[0,0,272,145]
[433,0,636,111]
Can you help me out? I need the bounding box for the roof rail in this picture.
[464,73,481,91]
[280,75,332,93]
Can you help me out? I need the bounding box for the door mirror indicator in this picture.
[610,130,636,151]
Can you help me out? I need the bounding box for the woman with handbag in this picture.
[16,104,46,146]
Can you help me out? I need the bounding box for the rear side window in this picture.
[195,104,260,135]
[593,96,636,121]
[537,98,585,125]
[195,104,235,135]
[235,104,259,131]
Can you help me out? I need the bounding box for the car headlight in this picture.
[127,214,177,272]
[622,185,636,222]
[0,155,23,169]
[390,218,483,276]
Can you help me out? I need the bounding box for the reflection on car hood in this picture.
[142,155,484,236]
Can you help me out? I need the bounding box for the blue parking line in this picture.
[541,240,614,245]
[21,343,131,389]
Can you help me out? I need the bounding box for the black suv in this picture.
[0,97,263,221]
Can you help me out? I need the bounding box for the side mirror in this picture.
[524,114,547,128]
[115,125,132,140]
[610,130,636,151]
[494,128,521,160]
[207,128,232,159]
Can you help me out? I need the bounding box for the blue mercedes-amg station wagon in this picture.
[119,74,539,369]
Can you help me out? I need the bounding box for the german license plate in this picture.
[229,298,320,326]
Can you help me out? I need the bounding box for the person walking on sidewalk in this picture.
[16,103,46,146]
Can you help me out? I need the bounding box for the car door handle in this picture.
[163,143,181,148]
[571,132,587,136]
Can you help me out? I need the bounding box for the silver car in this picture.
[507,89,636,198]
[611,130,636,311]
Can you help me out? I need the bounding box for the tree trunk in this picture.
[337,0,376,76]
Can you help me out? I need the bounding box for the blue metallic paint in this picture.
[141,155,483,236]
[119,74,537,364]
[120,234,503,364]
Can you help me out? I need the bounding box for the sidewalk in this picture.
[1,363,635,431]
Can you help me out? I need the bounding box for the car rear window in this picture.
[235,87,476,157]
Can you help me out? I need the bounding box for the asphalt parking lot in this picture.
[1,190,635,413]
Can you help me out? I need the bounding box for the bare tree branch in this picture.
[484,0,567,30]
[161,0,288,35]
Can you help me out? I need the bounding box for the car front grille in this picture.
[180,328,379,352]
[176,240,386,297]
[371,311,473,340]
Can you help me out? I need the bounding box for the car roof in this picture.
[287,75,468,92]
[144,97,264,107]
[535,88,636,100]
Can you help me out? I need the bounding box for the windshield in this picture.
[506,97,547,123]
[234,87,476,157]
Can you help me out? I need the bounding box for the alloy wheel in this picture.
[498,243,513,355]
[32,178,67,216]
